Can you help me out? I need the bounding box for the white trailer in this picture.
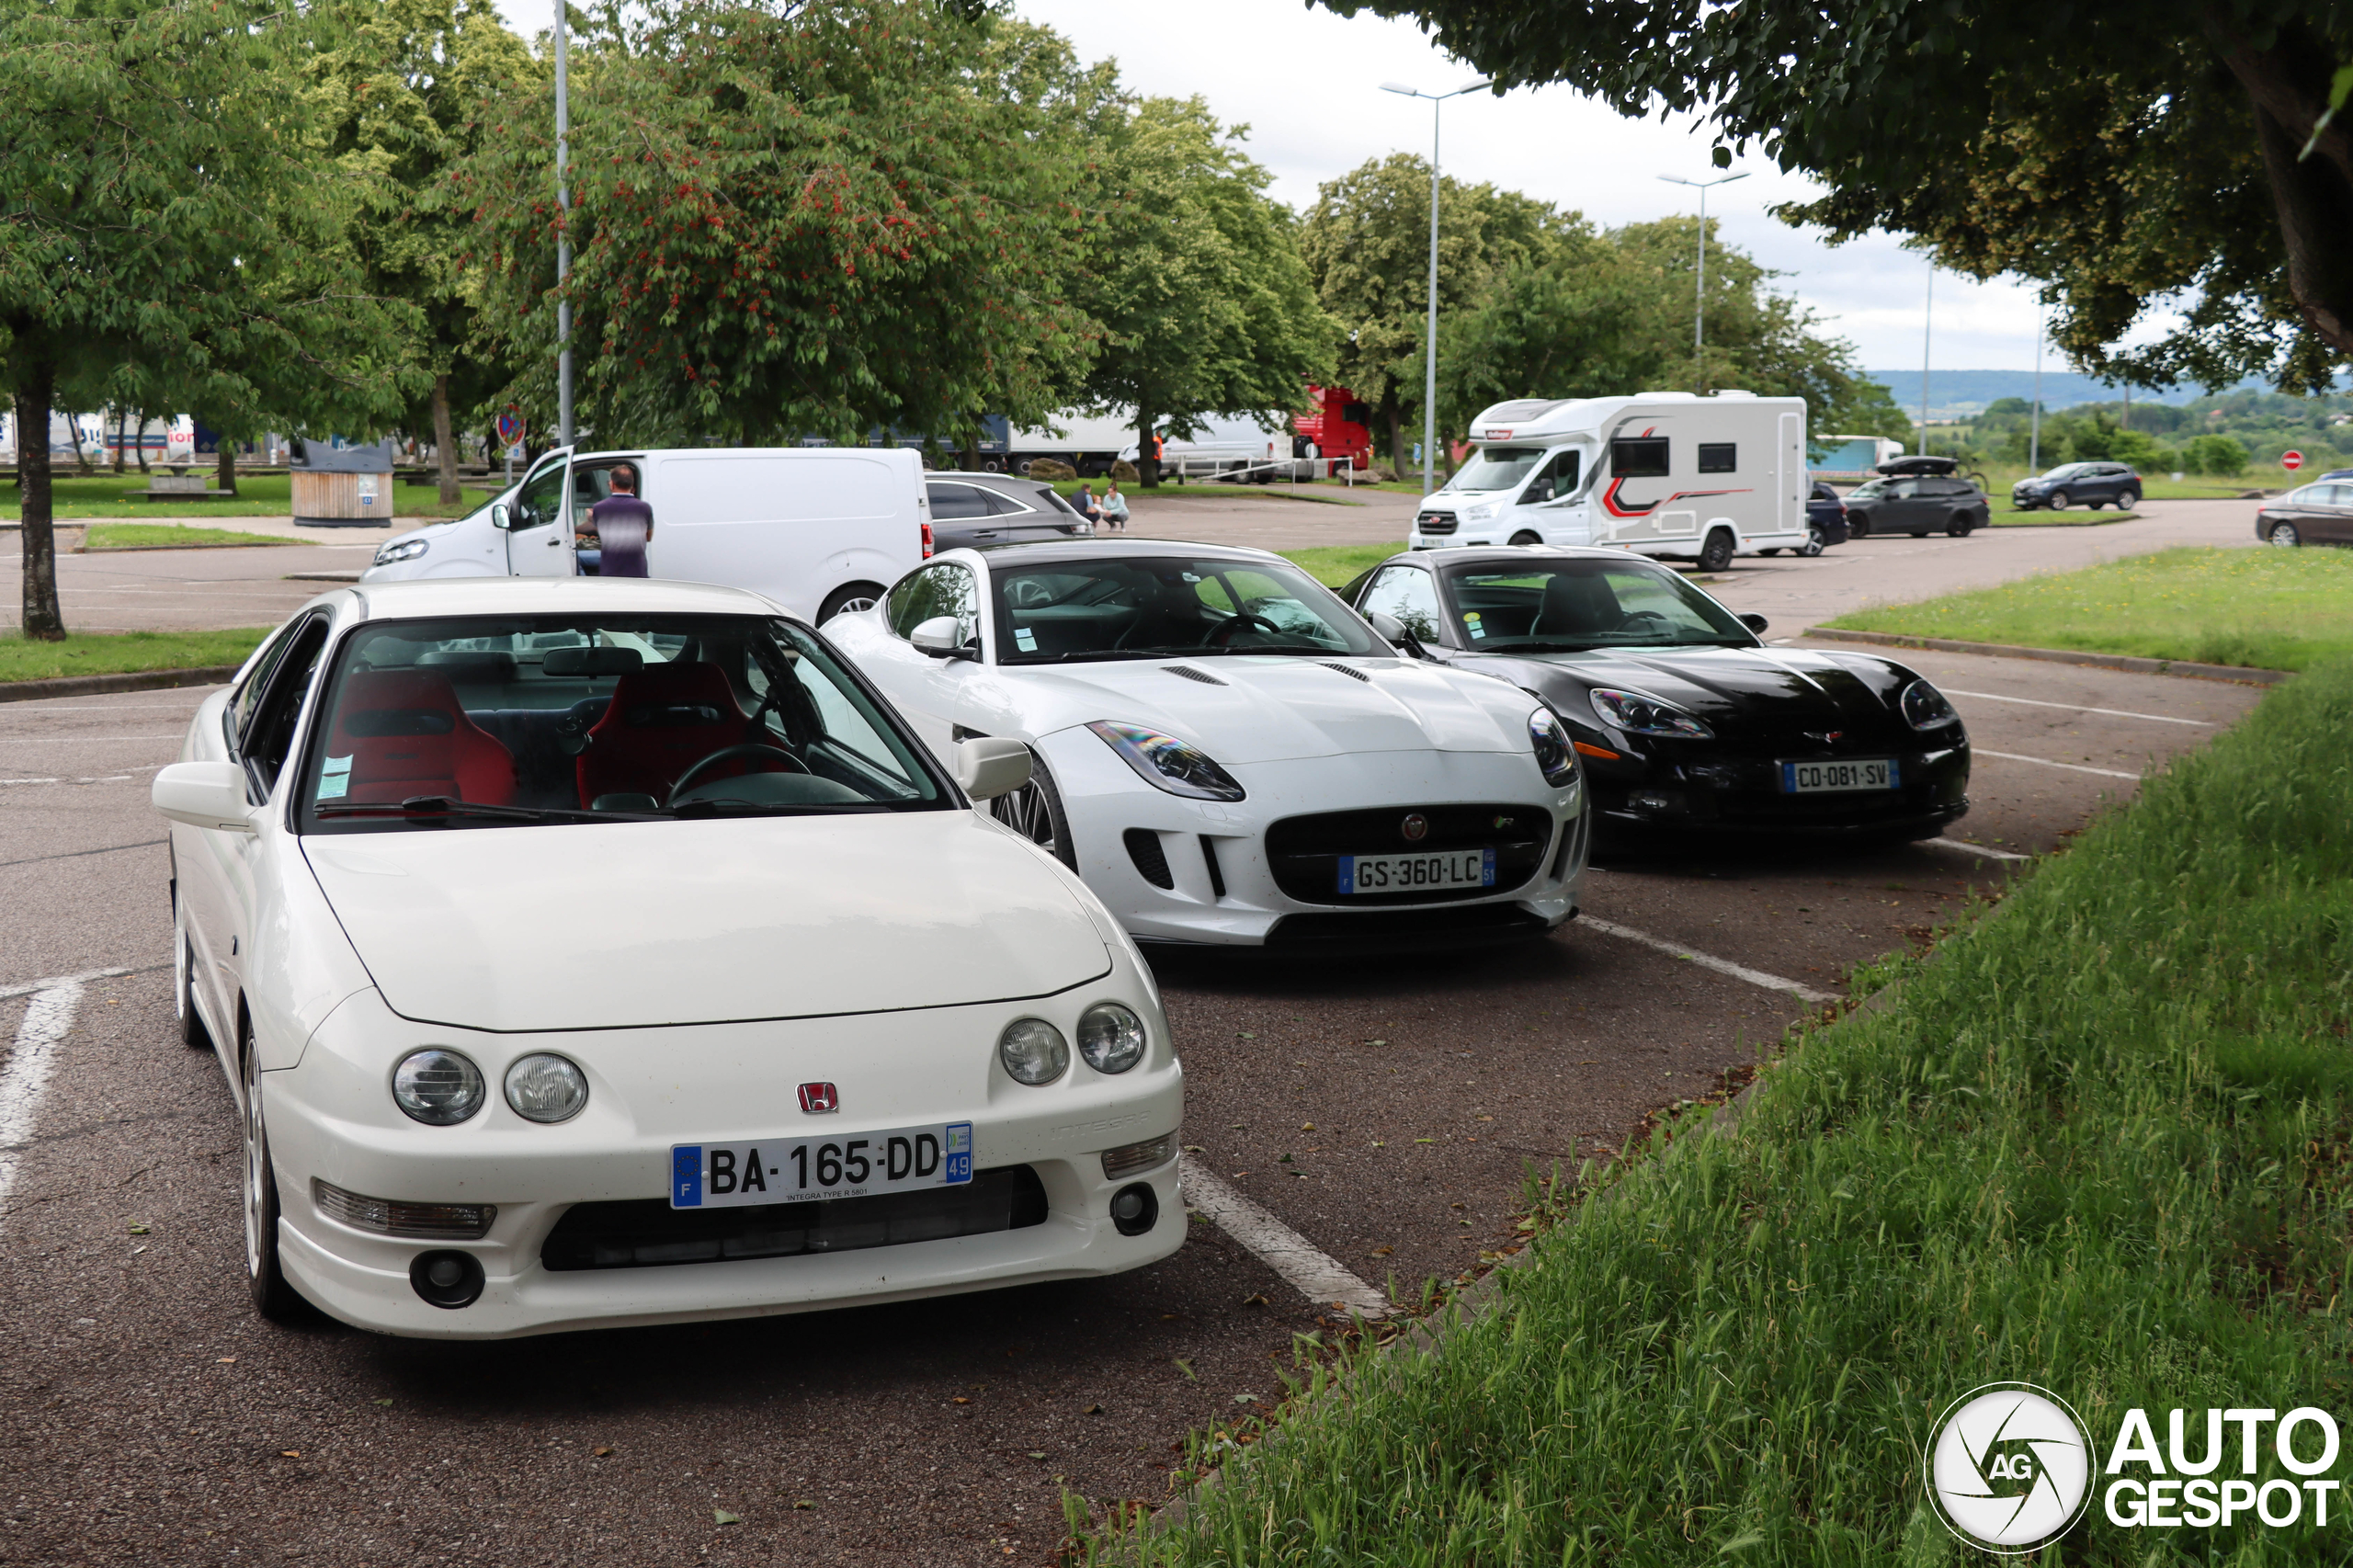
[1408,392,1810,570]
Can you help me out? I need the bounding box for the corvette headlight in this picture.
[1528,707,1576,786]
[998,1018,1070,1085]
[1900,678,1961,731]
[372,537,429,566]
[1588,687,1713,739]
[392,1049,484,1125]
[1077,1003,1147,1074]
[504,1053,589,1123]
[1086,721,1245,801]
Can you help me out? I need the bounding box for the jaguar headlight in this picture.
[1086,722,1245,801]
[1900,678,1961,731]
[1588,687,1713,739]
[392,1049,484,1125]
[1528,707,1576,786]
[372,537,429,566]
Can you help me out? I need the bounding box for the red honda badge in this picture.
[798,1082,839,1114]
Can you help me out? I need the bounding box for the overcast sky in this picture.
[496,0,2074,377]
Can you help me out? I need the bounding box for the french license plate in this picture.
[1779,758,1901,794]
[1337,847,1495,895]
[670,1121,972,1210]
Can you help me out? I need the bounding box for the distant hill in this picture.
[1864,369,2269,417]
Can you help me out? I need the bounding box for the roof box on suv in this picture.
[1872,455,1961,477]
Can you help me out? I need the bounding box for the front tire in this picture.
[989,751,1077,870]
[241,1024,311,1323]
[1697,529,1735,573]
[819,581,886,622]
[2269,521,2302,548]
[173,891,210,1050]
[2048,489,2071,510]
[1508,530,1542,547]
[1848,515,1871,539]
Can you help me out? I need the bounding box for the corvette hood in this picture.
[1018,656,1529,764]
[1518,647,1915,735]
[302,812,1108,1032]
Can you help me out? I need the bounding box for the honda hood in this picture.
[303,811,1108,1032]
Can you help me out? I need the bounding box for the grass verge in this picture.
[1279,542,1406,587]
[3,473,473,520]
[1085,654,2353,1563]
[0,628,270,684]
[83,523,298,550]
[1824,545,2351,671]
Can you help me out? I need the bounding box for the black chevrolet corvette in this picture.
[1341,547,1971,844]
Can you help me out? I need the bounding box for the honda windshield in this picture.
[1440,560,1756,652]
[296,614,952,831]
[989,556,1386,663]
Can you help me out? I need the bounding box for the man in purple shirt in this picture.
[583,464,654,578]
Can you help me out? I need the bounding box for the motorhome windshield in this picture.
[1441,447,1547,493]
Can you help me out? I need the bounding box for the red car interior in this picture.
[575,661,790,805]
[327,670,517,805]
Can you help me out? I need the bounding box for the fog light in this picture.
[409,1249,484,1309]
[314,1179,494,1240]
[1109,1182,1159,1237]
[1101,1133,1176,1181]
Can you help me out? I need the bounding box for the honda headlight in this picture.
[1086,722,1245,801]
[999,1018,1070,1085]
[504,1053,589,1123]
[1899,678,1961,731]
[1077,1003,1147,1074]
[372,538,429,566]
[392,1049,484,1125]
[1528,707,1576,786]
[1588,687,1713,739]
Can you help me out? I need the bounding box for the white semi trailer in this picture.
[1408,391,1811,570]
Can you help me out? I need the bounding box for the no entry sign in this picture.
[2283,450,2303,472]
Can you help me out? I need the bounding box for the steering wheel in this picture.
[1618,611,1674,637]
[1206,611,1283,647]
[665,743,806,807]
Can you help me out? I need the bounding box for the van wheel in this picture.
[819,582,886,622]
[1697,530,1734,572]
[242,1024,312,1324]
[1508,530,1542,547]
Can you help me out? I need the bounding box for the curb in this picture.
[1801,627,2292,685]
[73,540,301,553]
[0,665,240,704]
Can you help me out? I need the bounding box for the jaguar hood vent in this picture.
[1165,665,1228,686]
[1318,662,1371,682]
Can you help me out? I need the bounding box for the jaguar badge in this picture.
[1401,812,1430,842]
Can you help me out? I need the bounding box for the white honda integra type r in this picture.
[827,542,1592,948]
[153,578,1182,1339]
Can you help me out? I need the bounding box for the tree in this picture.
[460,0,1093,452]
[1320,0,2353,395]
[0,0,413,637]
[1070,95,1334,487]
[1302,154,1562,474]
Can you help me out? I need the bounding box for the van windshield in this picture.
[296,613,950,831]
[1440,447,1548,493]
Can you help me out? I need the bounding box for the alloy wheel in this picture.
[994,779,1056,854]
[2269,522,2301,548]
[242,1047,267,1283]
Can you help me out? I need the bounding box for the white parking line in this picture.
[1973,748,2142,780]
[0,979,86,1217]
[1577,916,1838,1004]
[1179,1156,1392,1318]
[1942,688,2212,726]
[1927,837,2033,863]
[0,966,135,1004]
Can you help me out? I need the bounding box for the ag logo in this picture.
[1926,1383,2093,1553]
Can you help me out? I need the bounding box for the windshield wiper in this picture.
[315,796,658,823]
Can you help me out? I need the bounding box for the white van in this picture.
[1409,392,1809,570]
[360,446,928,623]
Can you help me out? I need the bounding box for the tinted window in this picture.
[1611,437,1670,478]
[990,555,1384,663]
[1697,442,1736,473]
[885,562,980,640]
[243,617,331,799]
[925,483,991,521]
[1441,561,1752,652]
[229,623,301,755]
[1358,567,1444,645]
[981,488,1035,517]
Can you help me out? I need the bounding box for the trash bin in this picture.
[290,440,398,526]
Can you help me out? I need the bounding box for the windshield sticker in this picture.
[319,754,352,801]
[1464,612,1485,641]
[1014,627,1038,652]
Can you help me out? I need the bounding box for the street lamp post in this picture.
[1656,171,1748,388]
[1381,76,1490,497]
[554,1,574,448]
[2029,306,2044,472]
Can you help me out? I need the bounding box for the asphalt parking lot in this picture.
[0,646,2266,1565]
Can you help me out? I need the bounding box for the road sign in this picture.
[496,409,524,448]
[2283,450,2303,471]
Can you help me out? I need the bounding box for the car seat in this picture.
[1530,573,1623,638]
[575,661,789,806]
[325,669,517,805]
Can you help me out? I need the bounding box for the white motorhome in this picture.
[359,445,928,624]
[1409,392,1810,570]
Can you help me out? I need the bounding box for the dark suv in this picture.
[1843,473,1992,538]
[2011,461,2142,512]
[924,472,1093,552]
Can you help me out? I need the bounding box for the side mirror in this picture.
[490,503,511,530]
[153,761,256,833]
[1738,613,1769,635]
[1368,610,1427,659]
[956,736,1032,801]
[911,615,976,660]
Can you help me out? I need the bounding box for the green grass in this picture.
[2,472,474,520]
[1824,546,2351,671]
[1086,654,2353,1566]
[0,627,271,684]
[1279,542,1407,587]
[82,523,298,550]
